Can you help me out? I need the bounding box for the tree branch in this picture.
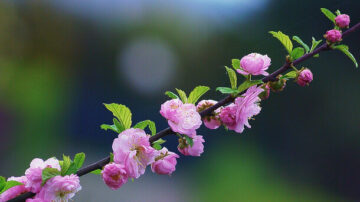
[9,21,360,202]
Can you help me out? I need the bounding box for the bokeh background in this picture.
[0,0,360,201]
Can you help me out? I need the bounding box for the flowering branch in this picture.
[3,9,360,202]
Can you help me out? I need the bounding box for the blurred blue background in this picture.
[0,0,360,201]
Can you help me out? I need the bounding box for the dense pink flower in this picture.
[237,53,271,76]
[196,100,221,129]
[219,103,237,129]
[167,104,202,137]
[220,86,263,133]
[178,135,205,157]
[335,14,350,28]
[0,176,28,202]
[101,163,128,190]
[325,29,342,43]
[112,128,157,179]
[160,99,183,121]
[297,69,313,86]
[25,197,47,202]
[151,148,179,175]
[25,158,61,193]
[36,174,81,202]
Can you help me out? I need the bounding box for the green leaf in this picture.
[0,176,6,193]
[292,36,310,53]
[152,138,166,150]
[65,163,78,175]
[269,31,293,54]
[333,45,358,68]
[184,135,194,147]
[100,124,119,133]
[133,120,156,135]
[175,88,188,103]
[165,91,179,99]
[73,152,85,170]
[320,8,336,23]
[153,138,166,145]
[310,37,322,53]
[232,59,240,70]
[216,87,240,94]
[113,118,124,133]
[290,47,305,60]
[280,71,298,79]
[225,66,237,89]
[42,167,61,186]
[335,10,341,16]
[0,181,24,194]
[187,86,210,104]
[238,80,264,93]
[110,152,114,163]
[90,169,102,175]
[61,155,71,176]
[103,103,132,130]
[152,144,162,150]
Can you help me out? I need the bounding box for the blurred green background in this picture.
[0,0,360,201]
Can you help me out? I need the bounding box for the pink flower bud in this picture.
[196,100,222,129]
[237,53,271,76]
[178,135,205,157]
[102,163,128,190]
[324,29,342,43]
[151,148,179,175]
[296,69,313,87]
[335,14,350,28]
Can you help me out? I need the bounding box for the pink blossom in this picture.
[160,99,183,121]
[335,14,350,28]
[297,69,313,87]
[36,174,81,202]
[112,128,157,179]
[237,53,271,76]
[220,86,263,133]
[196,100,221,129]
[178,135,205,157]
[167,103,202,137]
[325,29,342,43]
[151,147,179,175]
[219,103,237,129]
[25,158,61,193]
[0,176,28,202]
[101,163,128,190]
[26,197,48,202]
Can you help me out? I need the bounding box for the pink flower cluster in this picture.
[1,157,82,202]
[160,99,202,138]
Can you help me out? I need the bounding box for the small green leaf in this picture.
[184,135,194,147]
[100,124,119,133]
[133,120,156,135]
[269,31,293,54]
[0,176,5,192]
[42,167,61,186]
[187,86,210,104]
[216,87,240,94]
[225,66,237,89]
[153,138,166,145]
[165,91,179,99]
[290,47,305,60]
[175,88,188,103]
[292,36,310,53]
[232,59,240,70]
[103,103,132,130]
[333,45,358,68]
[110,152,114,163]
[335,10,341,16]
[152,138,166,150]
[113,118,124,133]
[152,144,162,150]
[238,80,264,93]
[320,8,336,23]
[0,181,24,194]
[61,155,71,176]
[310,37,322,53]
[90,169,102,175]
[73,152,86,170]
[280,71,298,79]
[65,163,78,175]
